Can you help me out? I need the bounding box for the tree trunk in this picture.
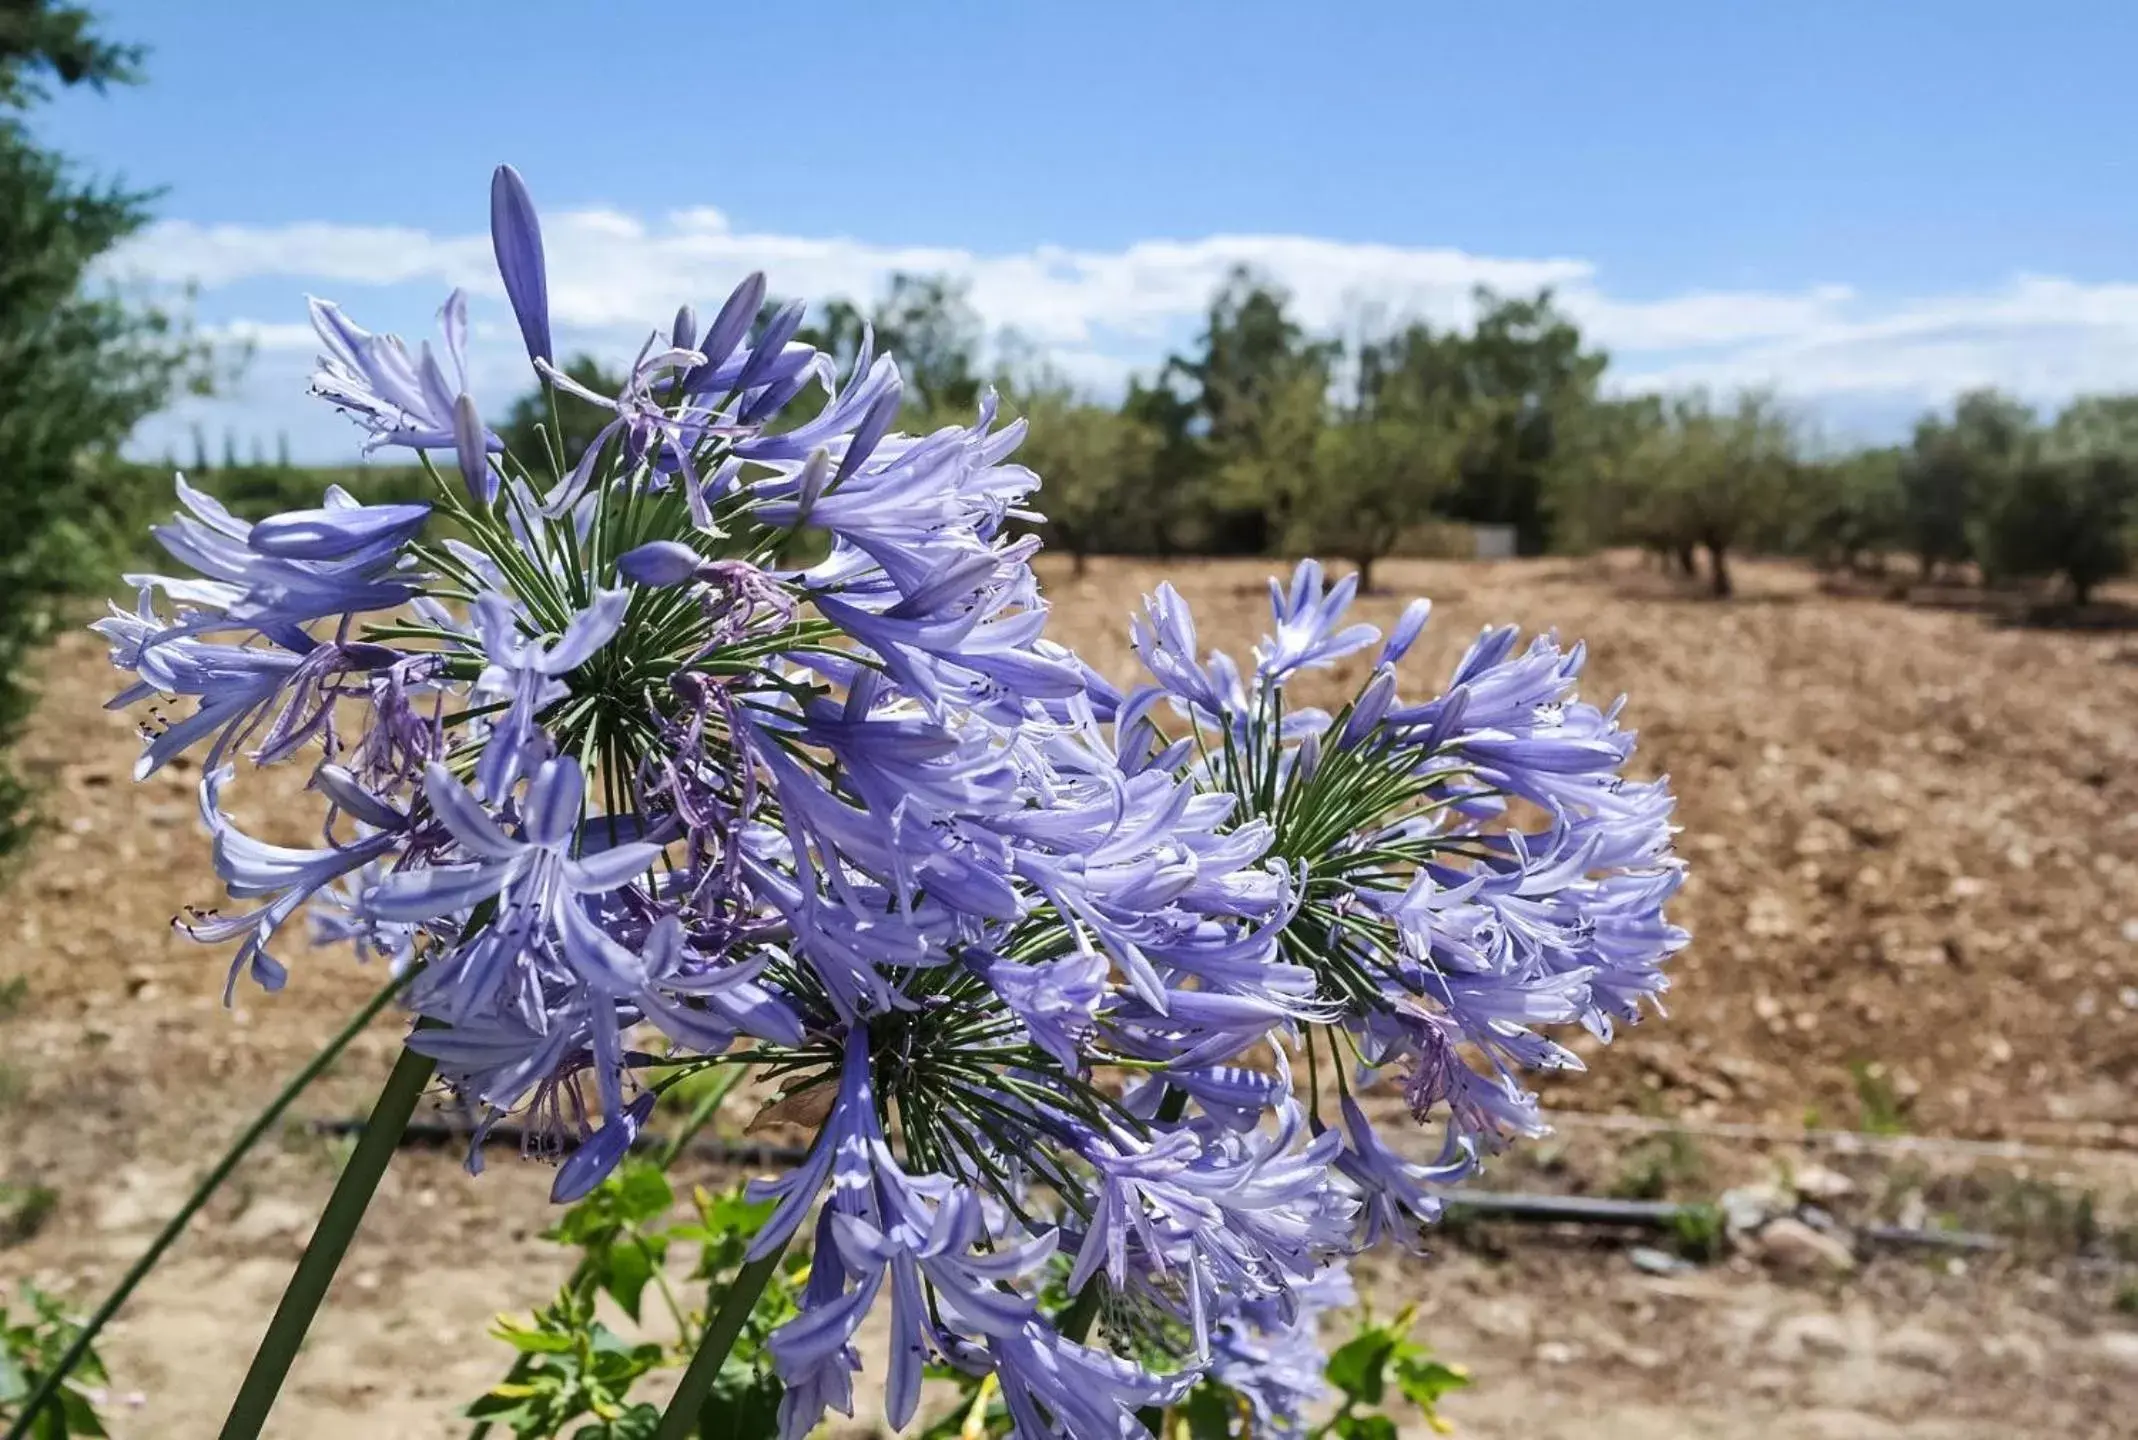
[1707,543,1733,599]
[1355,554,1376,595]
[1673,544,1697,577]
[1072,548,1089,579]
[2072,574,2093,608]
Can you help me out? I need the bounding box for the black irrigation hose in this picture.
[308,1115,2007,1254]
[308,1114,813,1167]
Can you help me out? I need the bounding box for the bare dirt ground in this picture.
[3,553,2136,1437]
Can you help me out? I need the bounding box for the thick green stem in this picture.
[2,976,406,1440]
[217,1040,436,1439]
[653,1234,793,1440]
[1057,1280,1104,1344]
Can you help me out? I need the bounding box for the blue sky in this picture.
[37,0,2138,461]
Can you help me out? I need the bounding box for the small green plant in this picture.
[1307,1306,1469,1439]
[0,977,27,1019]
[2114,1278,2138,1316]
[0,1186,57,1248]
[1608,1129,1706,1201]
[1669,1203,1727,1263]
[465,1164,807,1440]
[1848,1061,1909,1136]
[0,1285,112,1438]
[463,1065,808,1439]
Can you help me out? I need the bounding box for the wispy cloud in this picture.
[106,207,2138,461]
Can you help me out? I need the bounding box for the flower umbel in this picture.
[103,168,1684,1439]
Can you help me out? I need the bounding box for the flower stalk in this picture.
[217,1041,436,1440]
[652,1234,793,1440]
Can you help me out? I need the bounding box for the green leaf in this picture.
[613,1164,675,1226]
[58,1387,110,1438]
[1176,1382,1241,1440]
[697,1362,782,1440]
[1393,1352,1470,1411]
[698,1190,775,1239]
[602,1242,655,1323]
[1324,1325,1400,1406]
[462,1390,539,1421]
[494,1325,578,1355]
[1331,1415,1399,1440]
[572,1403,661,1439]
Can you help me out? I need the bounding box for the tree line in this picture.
[507,268,2137,604]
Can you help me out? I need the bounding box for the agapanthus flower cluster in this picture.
[101,165,1684,1439]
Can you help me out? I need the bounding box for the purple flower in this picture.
[185,765,404,1000]
[469,589,628,799]
[138,477,428,629]
[1208,1260,1354,1436]
[310,290,505,455]
[1335,1094,1474,1248]
[550,1090,654,1203]
[454,393,495,505]
[985,1322,1195,1440]
[491,164,552,365]
[363,756,660,1020]
[1256,560,1378,681]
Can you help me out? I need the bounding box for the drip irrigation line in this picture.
[309,1114,813,1167]
[310,1114,2006,1254]
[1545,1110,2138,1171]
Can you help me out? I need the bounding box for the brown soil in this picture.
[2,553,2135,1437]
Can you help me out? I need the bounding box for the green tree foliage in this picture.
[1794,445,1905,574]
[1970,395,2138,605]
[1437,289,1607,555]
[1176,268,1332,554]
[0,0,215,862]
[1249,325,1474,593]
[872,272,983,422]
[1541,393,1663,555]
[1900,388,2036,580]
[1006,379,1161,577]
[1622,390,1798,597]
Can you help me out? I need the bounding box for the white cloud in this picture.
[103,206,2138,460]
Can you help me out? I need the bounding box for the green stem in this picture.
[653,1234,793,1440]
[1,976,406,1440]
[1135,1087,1189,1435]
[1057,1280,1104,1344]
[217,1040,437,1439]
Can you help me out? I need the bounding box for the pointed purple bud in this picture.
[490,164,553,365]
[1295,730,1323,786]
[550,1092,655,1204]
[454,394,495,506]
[684,272,766,391]
[1380,598,1432,666]
[670,304,697,352]
[1339,666,1398,749]
[250,503,431,560]
[617,540,702,588]
[733,300,807,395]
[792,448,832,522]
[836,378,904,485]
